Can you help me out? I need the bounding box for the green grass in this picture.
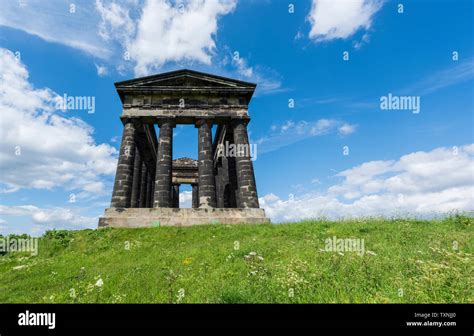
[0,215,472,303]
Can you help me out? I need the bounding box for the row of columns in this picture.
[110,118,259,209]
[110,121,155,208]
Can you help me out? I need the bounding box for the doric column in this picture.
[196,119,216,208]
[172,185,180,208]
[111,120,137,208]
[233,119,259,208]
[138,161,147,208]
[192,184,199,208]
[154,119,174,207]
[145,172,152,208]
[130,148,142,207]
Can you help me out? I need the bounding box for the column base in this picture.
[98,207,270,228]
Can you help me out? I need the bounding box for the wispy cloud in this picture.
[0,0,110,58]
[255,119,357,154]
[95,63,108,77]
[218,48,288,96]
[402,57,474,95]
[293,96,348,109]
[338,123,357,135]
[0,204,98,236]
[345,57,474,111]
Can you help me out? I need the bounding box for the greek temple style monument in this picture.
[98,69,270,227]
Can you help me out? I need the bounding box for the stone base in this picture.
[98,207,270,228]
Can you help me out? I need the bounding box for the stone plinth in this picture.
[98,207,270,228]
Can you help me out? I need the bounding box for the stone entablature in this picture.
[116,69,253,124]
[98,69,269,227]
[121,108,249,125]
[122,95,250,108]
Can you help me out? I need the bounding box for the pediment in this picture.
[143,75,234,88]
[115,69,256,90]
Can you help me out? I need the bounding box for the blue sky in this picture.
[0,0,473,235]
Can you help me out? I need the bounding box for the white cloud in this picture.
[234,56,254,78]
[308,0,384,42]
[95,63,108,77]
[0,48,117,194]
[96,0,135,43]
[346,57,474,110]
[120,0,237,75]
[0,0,282,92]
[261,145,474,222]
[338,123,357,135]
[256,119,357,154]
[403,57,474,96]
[0,0,110,58]
[179,190,193,208]
[294,31,304,41]
[0,0,237,75]
[219,49,284,95]
[353,32,370,49]
[0,204,97,234]
[110,135,120,143]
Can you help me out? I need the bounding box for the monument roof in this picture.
[115,69,256,101]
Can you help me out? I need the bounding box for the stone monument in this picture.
[98,69,270,227]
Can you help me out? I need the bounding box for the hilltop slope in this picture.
[0,216,472,303]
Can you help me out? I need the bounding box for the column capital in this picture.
[156,118,176,128]
[194,118,214,128]
[230,117,250,127]
[120,117,142,127]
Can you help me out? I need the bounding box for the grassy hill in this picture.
[0,215,472,303]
